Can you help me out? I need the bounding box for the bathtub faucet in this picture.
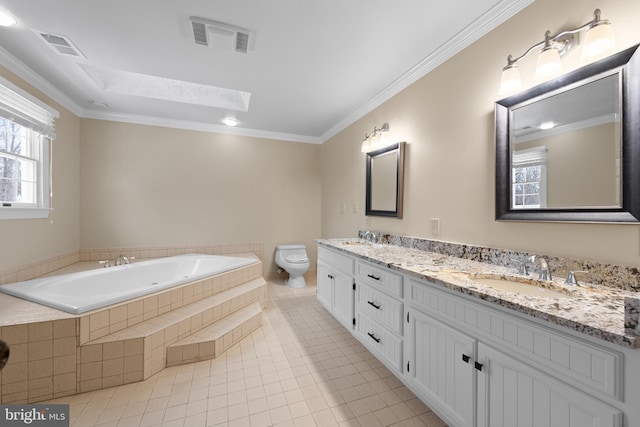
[114,255,135,266]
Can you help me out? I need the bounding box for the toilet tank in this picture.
[276,244,307,256]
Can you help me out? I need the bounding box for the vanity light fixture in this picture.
[499,8,615,95]
[361,123,390,153]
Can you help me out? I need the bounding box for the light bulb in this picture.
[535,47,562,81]
[499,65,522,96]
[361,138,371,153]
[582,23,615,61]
[0,9,17,27]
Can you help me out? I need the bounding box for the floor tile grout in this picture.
[45,279,446,427]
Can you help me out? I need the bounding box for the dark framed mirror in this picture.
[495,44,640,222]
[366,142,405,218]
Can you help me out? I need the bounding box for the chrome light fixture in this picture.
[361,123,390,153]
[499,8,615,95]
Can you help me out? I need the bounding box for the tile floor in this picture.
[48,279,447,427]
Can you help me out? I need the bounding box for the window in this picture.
[512,147,547,209]
[0,76,58,220]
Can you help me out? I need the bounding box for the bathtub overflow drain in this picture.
[151,282,159,285]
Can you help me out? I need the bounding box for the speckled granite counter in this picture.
[317,238,640,349]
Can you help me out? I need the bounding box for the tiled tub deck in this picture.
[0,255,266,404]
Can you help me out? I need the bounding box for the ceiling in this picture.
[0,0,530,143]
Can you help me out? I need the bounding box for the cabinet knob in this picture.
[328,274,334,279]
[367,301,381,310]
[462,354,470,364]
[474,361,483,372]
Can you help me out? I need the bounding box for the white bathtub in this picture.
[0,254,257,314]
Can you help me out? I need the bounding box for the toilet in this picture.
[275,244,310,288]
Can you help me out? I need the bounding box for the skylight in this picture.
[79,64,251,111]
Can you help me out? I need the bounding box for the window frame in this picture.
[0,76,57,220]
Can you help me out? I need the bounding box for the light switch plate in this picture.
[431,218,440,235]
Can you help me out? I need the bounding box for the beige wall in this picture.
[0,67,80,272]
[321,0,640,267]
[79,120,322,274]
[518,123,618,207]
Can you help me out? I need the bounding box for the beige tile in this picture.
[53,336,76,357]
[2,324,28,344]
[28,358,53,379]
[28,340,53,361]
[103,341,124,360]
[28,321,53,341]
[53,354,76,375]
[124,337,143,356]
[80,361,103,381]
[53,318,77,339]
[81,344,103,363]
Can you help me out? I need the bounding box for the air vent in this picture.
[34,31,86,58]
[189,17,253,54]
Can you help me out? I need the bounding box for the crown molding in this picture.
[0,0,532,145]
[81,110,322,144]
[0,46,84,116]
[319,0,534,143]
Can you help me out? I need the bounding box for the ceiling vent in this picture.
[34,30,86,58]
[189,17,253,53]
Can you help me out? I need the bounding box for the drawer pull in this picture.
[475,361,483,372]
[462,354,470,364]
[367,332,381,343]
[367,301,381,310]
[367,274,381,281]
[328,274,334,279]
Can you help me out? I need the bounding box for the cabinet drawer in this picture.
[318,247,354,274]
[356,312,403,372]
[356,261,403,297]
[409,278,623,401]
[357,283,403,335]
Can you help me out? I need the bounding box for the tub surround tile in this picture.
[319,234,640,349]
[1,249,266,404]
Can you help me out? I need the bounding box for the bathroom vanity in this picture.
[316,238,640,427]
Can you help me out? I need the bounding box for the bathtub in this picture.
[0,254,258,315]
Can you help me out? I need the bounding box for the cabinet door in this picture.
[477,342,621,427]
[408,309,476,427]
[316,261,333,311]
[332,269,354,329]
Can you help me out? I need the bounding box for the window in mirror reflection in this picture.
[509,72,621,209]
[512,146,547,209]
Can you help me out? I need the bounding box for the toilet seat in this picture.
[285,255,309,264]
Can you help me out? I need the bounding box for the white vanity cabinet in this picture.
[317,247,355,329]
[354,260,404,372]
[476,342,621,427]
[408,277,622,427]
[316,243,634,427]
[407,309,476,427]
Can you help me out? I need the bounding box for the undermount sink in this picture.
[468,275,571,299]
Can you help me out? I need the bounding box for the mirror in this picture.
[495,44,640,222]
[366,142,405,218]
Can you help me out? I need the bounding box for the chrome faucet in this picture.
[511,255,535,276]
[114,255,135,266]
[533,256,552,280]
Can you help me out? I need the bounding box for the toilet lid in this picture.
[285,255,309,264]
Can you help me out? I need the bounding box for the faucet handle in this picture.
[565,270,589,285]
[99,260,110,268]
[126,256,136,264]
[510,257,530,276]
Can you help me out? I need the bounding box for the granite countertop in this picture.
[317,238,640,349]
